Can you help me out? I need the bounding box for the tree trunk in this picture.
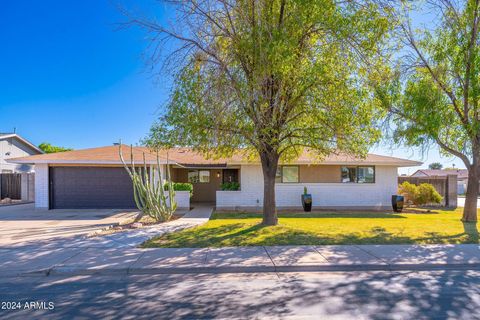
[463,166,479,222]
[260,151,279,226]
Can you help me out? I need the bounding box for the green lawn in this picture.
[142,209,480,248]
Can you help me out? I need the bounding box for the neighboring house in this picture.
[9,145,421,210]
[0,133,43,173]
[411,169,469,194]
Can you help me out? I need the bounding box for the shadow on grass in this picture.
[143,220,480,247]
[143,223,268,248]
[211,212,409,220]
[463,222,479,242]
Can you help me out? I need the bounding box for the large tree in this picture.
[387,0,480,222]
[134,0,391,225]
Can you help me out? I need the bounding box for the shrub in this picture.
[164,182,193,196]
[398,181,419,205]
[398,181,442,206]
[220,182,240,191]
[416,183,443,205]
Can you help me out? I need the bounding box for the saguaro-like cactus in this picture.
[119,144,177,222]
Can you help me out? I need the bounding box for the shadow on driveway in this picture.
[0,203,139,245]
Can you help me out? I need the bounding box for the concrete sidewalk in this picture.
[2,205,479,277]
[2,244,480,277]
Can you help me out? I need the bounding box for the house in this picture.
[0,133,43,173]
[8,145,421,210]
[411,169,469,194]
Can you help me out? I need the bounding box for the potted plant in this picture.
[391,195,404,213]
[301,186,312,212]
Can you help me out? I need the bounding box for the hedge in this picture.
[398,181,442,205]
[164,182,193,196]
[220,182,240,191]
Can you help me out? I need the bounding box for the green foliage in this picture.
[38,142,72,154]
[119,144,176,222]
[164,182,193,196]
[143,0,391,161]
[304,186,308,195]
[220,182,240,191]
[417,183,443,205]
[383,1,480,221]
[398,181,419,205]
[398,181,443,206]
[428,162,443,170]
[389,1,480,166]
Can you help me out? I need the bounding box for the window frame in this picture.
[198,170,210,183]
[275,165,299,184]
[188,170,211,184]
[188,170,199,183]
[357,166,375,184]
[341,165,375,184]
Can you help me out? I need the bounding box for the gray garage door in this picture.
[50,167,136,209]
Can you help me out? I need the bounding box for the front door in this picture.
[187,169,222,203]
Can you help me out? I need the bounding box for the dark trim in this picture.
[179,163,227,168]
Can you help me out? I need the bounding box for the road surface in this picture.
[1,271,479,319]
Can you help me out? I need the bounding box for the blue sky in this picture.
[0,0,464,174]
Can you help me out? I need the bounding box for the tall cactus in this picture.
[119,144,177,222]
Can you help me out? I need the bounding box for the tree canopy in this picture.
[387,0,480,222]
[145,0,390,160]
[38,142,73,154]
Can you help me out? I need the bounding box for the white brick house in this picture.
[9,145,421,210]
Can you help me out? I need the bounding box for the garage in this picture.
[49,166,136,209]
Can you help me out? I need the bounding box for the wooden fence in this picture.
[398,175,457,208]
[0,173,21,200]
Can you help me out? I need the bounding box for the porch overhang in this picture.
[176,163,228,169]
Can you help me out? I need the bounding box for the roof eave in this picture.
[0,134,43,154]
[230,160,423,167]
[6,159,177,165]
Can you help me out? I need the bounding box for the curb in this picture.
[35,263,480,277]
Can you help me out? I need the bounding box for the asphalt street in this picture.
[1,270,479,319]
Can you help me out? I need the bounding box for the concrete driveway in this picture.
[0,203,139,246]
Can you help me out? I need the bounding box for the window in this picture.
[188,170,210,183]
[357,166,375,183]
[282,166,299,183]
[199,170,210,183]
[275,167,282,183]
[275,166,298,183]
[341,166,375,183]
[341,167,357,183]
[188,170,199,183]
[275,166,299,183]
